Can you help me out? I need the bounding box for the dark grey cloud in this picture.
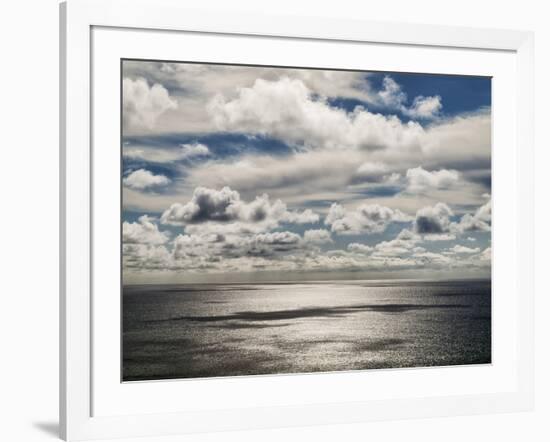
[161,186,318,228]
[414,203,453,234]
[462,169,492,190]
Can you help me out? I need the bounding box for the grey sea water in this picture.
[122,279,491,381]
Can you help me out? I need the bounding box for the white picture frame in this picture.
[60,0,534,440]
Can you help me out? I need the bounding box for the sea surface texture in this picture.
[123,280,491,381]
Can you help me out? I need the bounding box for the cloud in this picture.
[455,200,491,232]
[209,77,425,151]
[405,95,443,119]
[122,64,444,139]
[178,143,211,159]
[121,62,492,280]
[304,229,333,244]
[160,187,319,233]
[347,243,374,254]
[325,203,412,235]
[410,251,452,266]
[172,230,304,262]
[123,243,172,270]
[123,169,171,190]
[175,109,490,213]
[162,187,254,224]
[123,142,210,164]
[405,167,460,194]
[167,229,326,271]
[412,199,492,238]
[355,162,390,180]
[396,228,422,242]
[412,200,491,237]
[448,245,481,254]
[248,232,303,255]
[414,202,453,234]
[281,209,320,224]
[122,220,491,278]
[377,76,442,120]
[122,215,169,245]
[372,228,421,257]
[422,233,456,241]
[124,61,376,112]
[122,61,392,136]
[123,77,177,131]
[184,149,366,207]
[479,247,491,261]
[351,162,402,187]
[421,109,491,169]
[378,76,407,109]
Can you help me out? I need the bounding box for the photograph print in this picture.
[122,60,492,381]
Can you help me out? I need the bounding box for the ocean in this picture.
[122,279,491,381]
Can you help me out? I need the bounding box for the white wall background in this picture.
[0,0,547,441]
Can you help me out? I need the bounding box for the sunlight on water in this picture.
[122,280,491,381]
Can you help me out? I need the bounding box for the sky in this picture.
[121,60,492,284]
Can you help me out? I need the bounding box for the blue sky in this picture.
[328,72,490,121]
[121,60,492,283]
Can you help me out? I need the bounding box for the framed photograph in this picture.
[60,0,534,440]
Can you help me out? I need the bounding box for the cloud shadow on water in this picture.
[151,303,471,324]
[213,322,293,330]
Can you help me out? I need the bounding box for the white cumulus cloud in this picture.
[377,76,442,120]
[122,215,170,245]
[325,203,412,235]
[179,143,211,160]
[347,243,374,254]
[304,229,333,244]
[123,169,171,190]
[123,77,177,131]
[372,228,421,257]
[455,200,491,232]
[405,95,443,120]
[208,77,425,151]
[405,167,460,193]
